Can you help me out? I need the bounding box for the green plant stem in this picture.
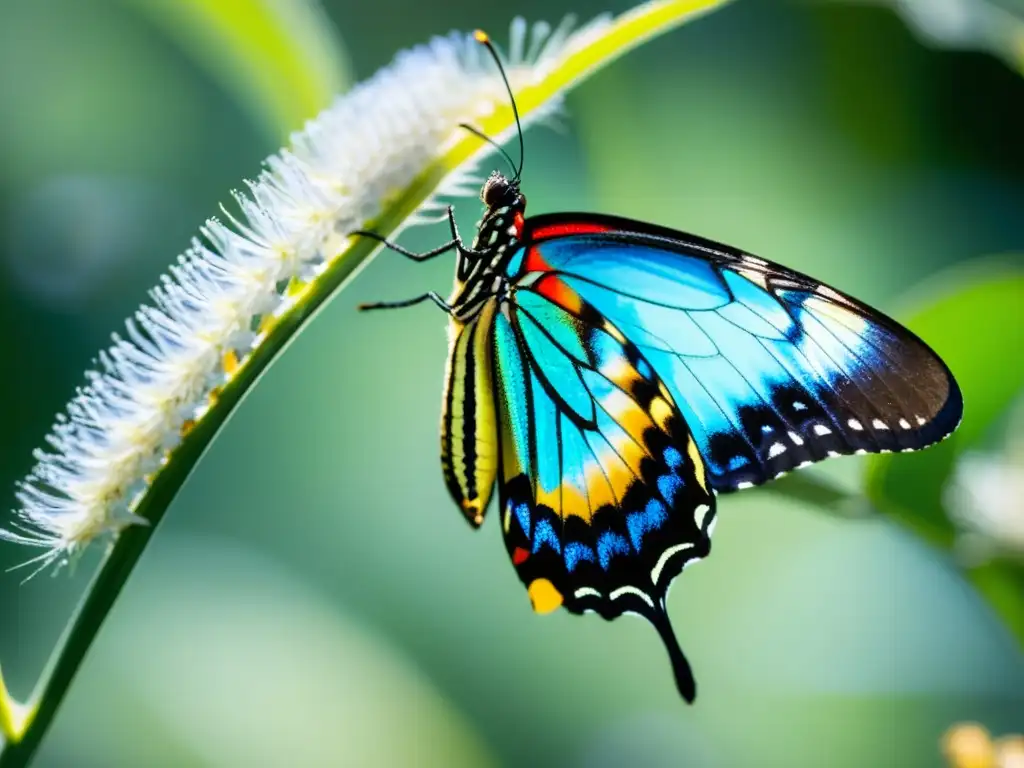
[0,163,444,767]
[0,667,29,749]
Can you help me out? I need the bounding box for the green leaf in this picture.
[865,260,1024,546]
[864,258,1024,644]
[758,472,867,518]
[113,0,350,136]
[968,561,1024,647]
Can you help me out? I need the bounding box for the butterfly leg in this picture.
[351,208,487,262]
[349,230,459,262]
[358,291,456,316]
[445,205,470,249]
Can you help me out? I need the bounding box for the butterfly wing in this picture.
[508,213,963,492]
[492,278,716,702]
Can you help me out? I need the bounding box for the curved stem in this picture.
[0,177,428,767]
[0,666,32,749]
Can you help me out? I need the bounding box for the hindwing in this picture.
[493,275,716,701]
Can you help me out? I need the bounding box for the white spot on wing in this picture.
[694,504,711,529]
[813,424,832,436]
[899,418,911,429]
[793,401,807,411]
[650,543,695,584]
[916,415,927,426]
[849,419,864,431]
[788,431,804,446]
[610,586,655,608]
[768,442,786,458]
[736,481,755,490]
[872,419,888,430]
[574,586,601,600]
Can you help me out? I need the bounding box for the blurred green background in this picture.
[1,0,1022,766]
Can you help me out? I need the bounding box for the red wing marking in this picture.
[527,220,612,241]
[513,211,526,238]
[534,275,583,314]
[524,246,551,272]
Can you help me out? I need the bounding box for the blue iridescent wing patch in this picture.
[511,214,964,492]
[493,276,716,702]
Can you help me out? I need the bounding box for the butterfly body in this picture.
[439,176,527,525]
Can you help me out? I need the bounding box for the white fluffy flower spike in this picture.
[0,1,733,578]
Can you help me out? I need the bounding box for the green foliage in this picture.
[764,261,1024,645]
[866,263,1024,542]
[112,0,350,136]
[865,261,1024,643]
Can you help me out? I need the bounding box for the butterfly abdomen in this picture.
[440,301,499,527]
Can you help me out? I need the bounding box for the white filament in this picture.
[0,15,612,577]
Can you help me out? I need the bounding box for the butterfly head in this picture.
[481,170,526,214]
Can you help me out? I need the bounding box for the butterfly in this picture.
[355,31,963,703]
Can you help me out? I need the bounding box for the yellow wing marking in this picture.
[583,432,632,506]
[582,461,616,513]
[602,321,626,344]
[600,388,657,447]
[528,578,564,614]
[559,484,591,522]
[687,436,707,492]
[649,396,673,431]
[600,355,642,392]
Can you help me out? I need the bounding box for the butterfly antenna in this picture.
[458,122,517,177]
[473,30,524,182]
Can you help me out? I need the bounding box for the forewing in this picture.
[509,214,963,492]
